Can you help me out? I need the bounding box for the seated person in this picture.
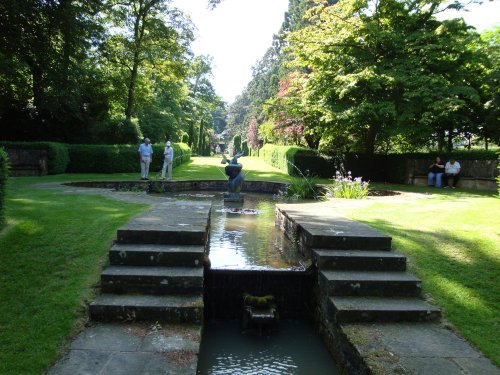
[444,158,461,188]
[427,156,445,188]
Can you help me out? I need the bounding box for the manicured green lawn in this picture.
[332,188,500,365]
[0,157,498,373]
[0,177,146,375]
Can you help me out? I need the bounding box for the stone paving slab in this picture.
[48,322,200,375]
[116,201,211,245]
[276,202,391,249]
[342,322,500,374]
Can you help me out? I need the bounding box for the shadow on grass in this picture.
[356,216,499,362]
[364,217,498,301]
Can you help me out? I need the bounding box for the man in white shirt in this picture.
[161,141,174,180]
[444,158,461,188]
[138,138,153,180]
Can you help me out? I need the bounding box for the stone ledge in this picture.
[411,175,497,190]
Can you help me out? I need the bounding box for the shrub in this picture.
[0,147,9,228]
[281,175,319,200]
[321,171,369,199]
[241,140,249,157]
[233,135,242,154]
[89,118,142,145]
[0,141,69,174]
[259,144,328,176]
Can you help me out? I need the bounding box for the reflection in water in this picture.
[169,192,304,270]
[174,192,304,270]
[209,193,304,270]
[197,320,340,375]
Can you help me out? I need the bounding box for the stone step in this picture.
[328,296,441,323]
[101,266,204,295]
[116,227,208,246]
[313,249,406,271]
[115,204,211,246]
[109,243,205,267]
[319,270,421,297]
[90,294,203,323]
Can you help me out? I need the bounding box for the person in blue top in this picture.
[138,138,153,180]
[427,156,445,188]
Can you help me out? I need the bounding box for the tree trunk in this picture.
[198,120,204,154]
[125,59,139,121]
[31,64,44,112]
[125,3,147,121]
[365,123,379,155]
[188,122,194,147]
[446,129,453,152]
[59,0,72,86]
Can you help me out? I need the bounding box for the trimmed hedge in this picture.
[259,144,332,177]
[0,141,69,174]
[0,147,9,228]
[259,144,499,183]
[67,143,191,174]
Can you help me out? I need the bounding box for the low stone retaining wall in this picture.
[204,269,314,320]
[407,158,498,191]
[64,180,288,194]
[6,148,48,176]
[411,175,497,190]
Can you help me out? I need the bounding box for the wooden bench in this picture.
[6,148,48,176]
[411,175,497,191]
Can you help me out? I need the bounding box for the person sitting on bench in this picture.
[444,158,461,188]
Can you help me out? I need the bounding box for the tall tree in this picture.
[288,0,485,153]
[105,0,192,121]
[0,0,105,141]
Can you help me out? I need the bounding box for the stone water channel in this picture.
[49,180,500,375]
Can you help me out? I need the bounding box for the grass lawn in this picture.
[0,177,146,375]
[0,157,498,373]
[332,187,500,365]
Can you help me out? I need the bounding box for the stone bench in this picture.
[6,148,48,176]
[411,175,497,191]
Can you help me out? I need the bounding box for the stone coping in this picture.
[64,179,288,194]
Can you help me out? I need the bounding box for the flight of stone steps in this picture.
[312,231,441,323]
[89,203,211,324]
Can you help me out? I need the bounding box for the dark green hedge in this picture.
[0,141,69,174]
[67,143,191,173]
[0,148,9,228]
[260,144,498,182]
[259,144,337,177]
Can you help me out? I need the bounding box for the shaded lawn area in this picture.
[0,177,146,375]
[332,189,500,365]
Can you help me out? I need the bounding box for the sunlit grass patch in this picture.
[334,192,500,365]
[0,178,146,375]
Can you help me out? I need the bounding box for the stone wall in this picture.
[406,158,498,180]
[204,269,314,319]
[6,148,48,176]
[65,180,288,195]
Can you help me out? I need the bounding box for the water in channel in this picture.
[172,192,305,270]
[197,320,340,374]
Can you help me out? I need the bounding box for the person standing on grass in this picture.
[428,156,445,188]
[138,137,153,180]
[444,158,461,188]
[161,141,174,180]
